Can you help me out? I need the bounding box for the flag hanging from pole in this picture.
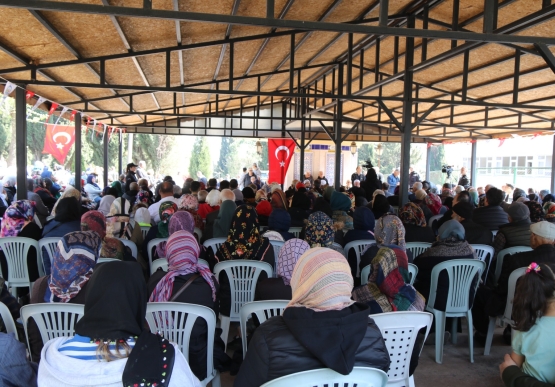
[0,82,17,108]
[42,124,75,164]
[268,139,296,184]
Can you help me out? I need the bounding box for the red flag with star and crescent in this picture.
[42,124,75,164]
[268,138,296,184]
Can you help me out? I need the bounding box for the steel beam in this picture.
[15,87,27,201]
[74,113,82,192]
[471,140,477,187]
[103,130,109,189]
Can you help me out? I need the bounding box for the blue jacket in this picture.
[387,174,399,194]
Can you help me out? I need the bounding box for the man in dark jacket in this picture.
[458,167,470,188]
[472,221,555,335]
[473,187,509,230]
[351,165,365,185]
[452,201,493,245]
[408,166,420,187]
[124,162,138,192]
[492,202,531,257]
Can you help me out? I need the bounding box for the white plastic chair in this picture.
[471,244,495,281]
[97,257,120,263]
[260,366,388,387]
[269,240,285,276]
[495,246,533,285]
[150,258,168,274]
[405,242,431,258]
[147,237,168,270]
[331,242,343,250]
[0,301,18,340]
[145,302,220,387]
[0,237,40,296]
[203,237,227,255]
[491,230,498,240]
[484,267,526,355]
[372,311,433,387]
[117,238,138,259]
[408,263,418,285]
[428,214,443,229]
[361,264,371,285]
[343,240,376,277]
[140,226,151,238]
[214,260,273,351]
[20,303,85,354]
[38,237,61,276]
[288,227,302,238]
[194,227,203,243]
[239,300,289,359]
[425,259,485,364]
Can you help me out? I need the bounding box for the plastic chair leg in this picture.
[451,317,458,345]
[467,311,474,363]
[219,314,230,352]
[409,375,415,387]
[434,311,446,364]
[483,317,497,356]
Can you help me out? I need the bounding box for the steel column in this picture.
[334,65,343,190]
[15,87,27,200]
[300,94,305,180]
[471,140,477,187]
[103,132,109,188]
[118,134,123,175]
[127,133,133,163]
[426,144,431,181]
[74,113,82,192]
[552,135,555,194]
[400,17,415,206]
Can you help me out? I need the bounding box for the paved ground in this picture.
[216,323,509,387]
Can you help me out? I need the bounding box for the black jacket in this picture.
[472,205,509,231]
[124,171,137,192]
[461,219,493,246]
[234,303,390,387]
[498,219,532,249]
[404,224,436,243]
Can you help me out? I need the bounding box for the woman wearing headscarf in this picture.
[344,206,376,246]
[51,185,91,218]
[255,200,272,227]
[242,187,256,205]
[413,219,477,311]
[424,192,443,215]
[399,202,436,243]
[38,261,202,386]
[180,194,204,231]
[154,210,196,259]
[213,205,272,316]
[42,196,82,239]
[0,200,41,288]
[83,174,103,204]
[303,211,342,254]
[3,176,16,205]
[524,200,545,223]
[213,200,237,238]
[270,188,288,210]
[255,238,310,301]
[148,231,225,381]
[98,187,118,216]
[370,193,393,220]
[413,189,434,222]
[110,180,124,198]
[330,190,354,231]
[142,202,178,262]
[29,230,102,361]
[288,191,310,227]
[266,208,294,241]
[544,201,555,222]
[235,248,390,387]
[255,189,267,203]
[468,188,480,207]
[33,177,57,211]
[81,211,132,261]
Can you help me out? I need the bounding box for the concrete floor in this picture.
[216,324,509,387]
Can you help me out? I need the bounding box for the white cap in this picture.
[530,221,555,240]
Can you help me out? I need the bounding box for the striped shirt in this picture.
[58,334,136,361]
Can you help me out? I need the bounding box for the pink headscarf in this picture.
[149,230,216,302]
[156,211,196,258]
[277,238,310,286]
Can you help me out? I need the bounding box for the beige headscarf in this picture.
[51,186,81,218]
[287,247,354,312]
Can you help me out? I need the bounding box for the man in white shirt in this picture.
[148,181,180,223]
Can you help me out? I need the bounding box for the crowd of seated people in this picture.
[2,161,555,387]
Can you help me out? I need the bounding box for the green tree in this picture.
[376,143,423,176]
[133,133,175,174]
[189,137,212,178]
[257,141,268,170]
[429,144,446,172]
[357,143,375,167]
[216,137,234,177]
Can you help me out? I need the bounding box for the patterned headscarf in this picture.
[525,201,545,223]
[399,202,427,227]
[51,186,81,217]
[156,211,196,258]
[0,200,36,238]
[424,192,442,215]
[277,238,310,286]
[150,231,217,302]
[34,177,53,197]
[218,205,270,261]
[305,211,335,248]
[81,210,127,260]
[544,201,555,219]
[156,202,178,238]
[270,189,289,210]
[137,189,151,204]
[47,231,102,302]
[352,247,425,313]
[374,214,406,251]
[180,194,199,211]
[287,247,354,311]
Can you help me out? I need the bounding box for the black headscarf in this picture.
[75,261,176,386]
[371,194,391,219]
[291,191,310,210]
[54,196,81,222]
[312,197,333,218]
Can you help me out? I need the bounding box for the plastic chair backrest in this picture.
[332,242,343,250]
[471,244,495,279]
[260,366,388,387]
[147,237,168,269]
[269,240,285,276]
[372,311,433,387]
[193,227,203,243]
[503,267,527,322]
[38,237,62,276]
[491,230,498,239]
[0,301,18,339]
[240,300,289,358]
[288,227,302,238]
[214,260,273,320]
[97,257,120,263]
[391,206,399,216]
[428,214,443,229]
[495,246,533,284]
[117,238,138,259]
[145,302,217,385]
[408,263,418,285]
[426,259,485,314]
[361,264,370,285]
[343,240,376,277]
[140,226,150,238]
[203,237,227,255]
[405,242,431,258]
[20,303,85,353]
[150,258,168,274]
[0,237,39,291]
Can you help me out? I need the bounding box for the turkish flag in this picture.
[268,139,296,184]
[42,124,75,165]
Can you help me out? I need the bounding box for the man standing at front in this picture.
[387,169,400,195]
[351,165,365,185]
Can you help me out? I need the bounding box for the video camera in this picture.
[441,165,453,177]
